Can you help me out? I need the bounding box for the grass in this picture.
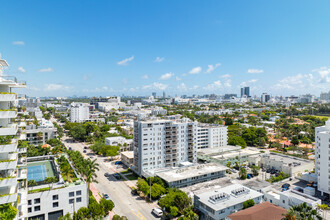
[124,173,138,181]
[120,169,131,175]
[28,187,50,194]
[314,115,330,119]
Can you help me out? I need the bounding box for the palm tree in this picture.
[239,167,247,180]
[283,202,322,220]
[28,180,37,191]
[61,165,73,183]
[282,209,297,220]
[84,158,99,191]
[44,177,56,190]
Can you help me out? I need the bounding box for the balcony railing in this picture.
[0,193,17,205]
[0,93,16,102]
[0,110,17,119]
[0,140,18,153]
[0,160,17,170]
[0,123,18,136]
[0,177,17,188]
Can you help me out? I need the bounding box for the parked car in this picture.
[114,161,123,165]
[83,150,87,153]
[247,174,254,179]
[69,147,72,150]
[104,172,110,177]
[294,187,303,193]
[152,208,163,217]
[103,194,111,200]
[84,146,88,149]
[114,173,121,180]
[282,183,290,189]
[131,189,138,196]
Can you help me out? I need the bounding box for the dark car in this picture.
[131,189,138,196]
[282,183,290,188]
[104,172,110,177]
[114,173,121,180]
[84,146,88,149]
[83,150,87,153]
[114,161,123,165]
[103,194,111,200]
[69,147,72,150]
[247,174,254,179]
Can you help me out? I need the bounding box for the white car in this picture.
[152,208,163,217]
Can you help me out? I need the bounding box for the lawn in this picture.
[124,173,138,181]
[120,169,131,175]
[314,115,330,119]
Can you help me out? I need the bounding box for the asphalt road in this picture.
[61,135,156,220]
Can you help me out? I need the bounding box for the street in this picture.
[61,135,156,220]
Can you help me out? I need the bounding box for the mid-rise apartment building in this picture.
[69,103,89,122]
[26,119,58,145]
[133,118,227,176]
[133,118,197,176]
[0,57,27,220]
[315,119,330,196]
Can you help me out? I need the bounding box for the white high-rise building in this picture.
[315,119,330,196]
[0,57,27,219]
[69,103,89,122]
[133,118,228,176]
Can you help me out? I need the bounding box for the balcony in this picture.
[0,110,17,119]
[0,160,17,170]
[0,177,17,187]
[17,168,27,180]
[0,193,17,205]
[0,93,16,102]
[17,148,27,154]
[0,140,18,153]
[0,123,18,136]
[17,157,27,167]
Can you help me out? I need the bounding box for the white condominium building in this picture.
[0,57,27,220]
[133,118,197,176]
[133,118,228,176]
[196,124,227,149]
[315,119,330,196]
[69,103,89,122]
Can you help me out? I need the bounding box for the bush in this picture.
[243,199,255,209]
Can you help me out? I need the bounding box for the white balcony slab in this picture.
[0,193,17,205]
[0,94,16,102]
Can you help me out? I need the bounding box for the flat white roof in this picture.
[196,184,263,211]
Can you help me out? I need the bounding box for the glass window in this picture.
[76,197,82,203]
[53,202,59,208]
[34,206,40,211]
[34,198,40,204]
[69,199,74,204]
[69,192,74,197]
[28,207,32,213]
[53,195,59,200]
[28,200,32,205]
[76,190,82,196]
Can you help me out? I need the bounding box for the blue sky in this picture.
[1,0,330,97]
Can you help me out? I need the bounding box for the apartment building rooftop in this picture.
[195,184,263,211]
[261,152,313,167]
[155,163,227,183]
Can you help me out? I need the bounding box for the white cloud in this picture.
[44,84,70,91]
[247,69,264,74]
[203,80,222,90]
[83,86,113,93]
[160,72,174,80]
[313,67,330,83]
[176,76,182,81]
[240,79,258,87]
[154,57,165,63]
[189,66,202,74]
[220,74,231,78]
[141,74,149,79]
[18,67,26,73]
[272,74,313,90]
[205,63,221,73]
[177,83,187,91]
[39,67,54,72]
[12,41,24,45]
[143,82,168,90]
[223,79,232,88]
[117,56,134,65]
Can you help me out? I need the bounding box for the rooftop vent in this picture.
[231,187,250,197]
[209,192,229,204]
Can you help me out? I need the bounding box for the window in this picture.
[34,206,40,211]
[76,197,82,203]
[34,198,40,204]
[28,200,32,205]
[76,190,82,196]
[28,207,32,213]
[69,192,75,197]
[283,200,285,204]
[53,202,59,208]
[53,195,58,200]
[69,199,74,204]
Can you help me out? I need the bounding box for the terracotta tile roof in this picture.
[227,202,287,220]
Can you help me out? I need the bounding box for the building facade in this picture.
[196,125,227,149]
[315,119,330,196]
[69,103,89,122]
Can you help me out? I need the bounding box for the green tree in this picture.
[76,207,90,219]
[0,203,18,220]
[284,202,322,220]
[100,198,115,215]
[317,203,328,219]
[170,206,179,217]
[243,199,255,209]
[291,136,299,146]
[137,178,150,196]
[59,213,72,220]
[44,177,56,190]
[239,167,247,180]
[28,180,37,191]
[85,158,99,192]
[151,183,166,199]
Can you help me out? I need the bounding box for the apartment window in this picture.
[53,195,59,200]
[34,206,40,212]
[76,190,82,196]
[69,192,75,197]
[69,199,74,204]
[76,197,82,203]
[28,207,32,213]
[53,202,59,208]
[28,200,32,205]
[34,198,40,204]
[283,200,285,204]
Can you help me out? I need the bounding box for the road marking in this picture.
[132,210,147,220]
[137,210,147,220]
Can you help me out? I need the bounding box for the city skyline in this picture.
[1,1,330,97]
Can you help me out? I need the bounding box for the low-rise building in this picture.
[155,163,227,188]
[26,119,58,145]
[120,151,134,167]
[263,188,321,210]
[194,184,263,220]
[249,152,314,176]
[105,136,133,151]
[27,156,88,220]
